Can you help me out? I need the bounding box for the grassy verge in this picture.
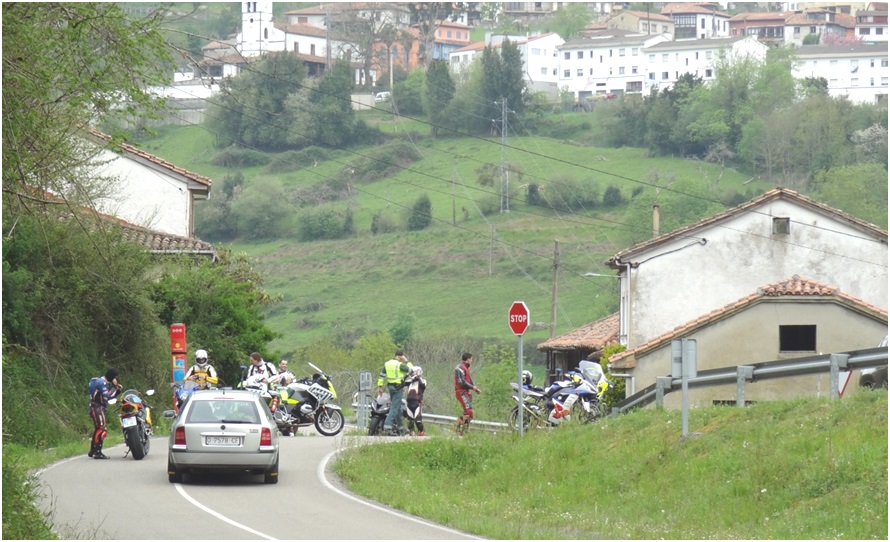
[333,391,888,539]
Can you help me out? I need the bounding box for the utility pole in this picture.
[499,99,509,213]
[549,239,559,339]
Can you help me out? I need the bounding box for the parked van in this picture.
[374,91,391,103]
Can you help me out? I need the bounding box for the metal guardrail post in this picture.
[829,353,849,400]
[655,376,672,408]
[736,365,754,407]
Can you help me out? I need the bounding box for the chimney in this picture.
[652,204,660,237]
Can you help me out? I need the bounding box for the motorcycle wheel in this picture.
[314,408,344,436]
[509,405,536,431]
[368,415,383,436]
[124,426,146,460]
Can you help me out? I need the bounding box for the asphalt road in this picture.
[35,432,479,540]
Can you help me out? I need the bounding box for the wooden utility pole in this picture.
[549,239,559,339]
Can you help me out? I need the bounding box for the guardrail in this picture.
[610,346,888,416]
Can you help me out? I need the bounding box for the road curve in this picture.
[35,433,479,540]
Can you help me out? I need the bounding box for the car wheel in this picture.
[264,456,279,485]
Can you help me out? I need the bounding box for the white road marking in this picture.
[318,448,479,539]
[173,483,276,540]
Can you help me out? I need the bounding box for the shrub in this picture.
[298,207,348,241]
[407,194,432,231]
[265,146,331,173]
[371,212,398,234]
[210,145,271,168]
[603,185,625,207]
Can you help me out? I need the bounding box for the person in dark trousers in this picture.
[404,366,427,436]
[454,352,481,436]
[377,350,412,436]
[88,368,122,459]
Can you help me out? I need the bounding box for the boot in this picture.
[93,445,110,459]
[88,444,96,458]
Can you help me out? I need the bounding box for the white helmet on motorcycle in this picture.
[522,370,533,386]
[195,349,208,365]
[412,366,423,377]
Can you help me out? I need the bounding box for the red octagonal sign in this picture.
[508,301,530,335]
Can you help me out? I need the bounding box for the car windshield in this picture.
[187,399,260,424]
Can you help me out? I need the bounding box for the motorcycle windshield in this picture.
[579,360,604,384]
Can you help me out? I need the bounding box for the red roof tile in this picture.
[537,312,620,351]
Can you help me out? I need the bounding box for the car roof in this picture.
[190,389,259,401]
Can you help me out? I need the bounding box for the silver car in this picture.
[164,389,280,484]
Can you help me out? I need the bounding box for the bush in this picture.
[231,178,290,239]
[371,212,398,234]
[407,194,432,231]
[298,207,349,241]
[210,145,272,168]
[537,174,600,211]
[265,146,331,173]
[603,185,625,207]
[347,141,422,184]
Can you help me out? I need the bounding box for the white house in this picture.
[643,35,768,93]
[557,32,671,99]
[783,9,856,46]
[792,42,889,104]
[661,2,732,40]
[86,131,211,239]
[605,188,888,350]
[522,32,566,87]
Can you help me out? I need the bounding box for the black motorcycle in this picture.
[367,392,408,436]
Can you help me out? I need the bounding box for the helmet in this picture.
[412,366,423,377]
[522,370,533,386]
[195,349,208,365]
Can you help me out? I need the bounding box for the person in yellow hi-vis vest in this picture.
[377,349,413,436]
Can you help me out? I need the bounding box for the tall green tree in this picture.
[813,163,888,228]
[287,60,358,149]
[549,2,592,40]
[423,60,456,138]
[207,51,308,151]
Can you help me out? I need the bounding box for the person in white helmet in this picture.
[404,365,427,436]
[184,348,219,390]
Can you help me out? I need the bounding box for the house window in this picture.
[878,27,885,35]
[852,78,859,86]
[695,52,699,59]
[532,48,541,55]
[883,59,889,67]
[294,42,299,52]
[871,77,875,86]
[619,48,625,56]
[871,59,875,67]
[619,66,625,74]
[564,52,570,60]
[311,44,316,55]
[779,325,816,352]
[590,68,594,75]
[810,26,816,33]
[772,217,790,234]
[564,69,570,77]
[662,71,669,79]
[541,67,547,75]
[626,81,642,92]
[632,66,638,74]
[649,72,655,80]
[705,68,713,77]
[862,27,872,35]
[701,18,705,29]
[882,77,888,86]
[662,53,668,62]
[632,47,638,56]
[706,50,712,59]
[794,26,800,34]
[829,78,838,86]
[577,68,584,76]
[577,51,584,59]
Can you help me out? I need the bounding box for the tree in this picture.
[407,194,433,231]
[329,3,400,89]
[408,2,471,66]
[813,163,888,228]
[549,2,592,40]
[207,51,308,151]
[286,60,357,149]
[424,60,456,137]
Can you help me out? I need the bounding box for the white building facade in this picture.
[792,43,889,103]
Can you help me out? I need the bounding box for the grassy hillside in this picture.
[137,113,773,355]
[335,391,889,540]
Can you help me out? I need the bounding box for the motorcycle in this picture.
[242,361,345,437]
[509,369,606,430]
[111,388,154,460]
[366,392,408,436]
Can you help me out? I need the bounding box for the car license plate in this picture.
[121,417,137,428]
[205,436,242,446]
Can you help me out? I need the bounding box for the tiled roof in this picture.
[785,11,855,28]
[611,10,674,23]
[87,130,212,190]
[645,35,747,49]
[609,276,888,369]
[275,22,328,38]
[607,187,888,267]
[796,42,889,56]
[661,2,729,17]
[537,312,620,351]
[729,11,795,23]
[452,41,486,53]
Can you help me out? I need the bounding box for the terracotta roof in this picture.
[202,40,235,50]
[452,41,486,53]
[537,312,620,351]
[275,22,328,38]
[661,2,729,17]
[610,10,674,23]
[527,32,560,42]
[87,130,212,190]
[785,11,855,28]
[610,276,889,369]
[729,11,795,23]
[607,187,888,267]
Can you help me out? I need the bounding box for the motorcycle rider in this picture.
[404,366,427,436]
[454,352,481,436]
[377,350,412,436]
[183,349,219,390]
[276,359,296,386]
[88,368,122,459]
[521,369,545,393]
[246,352,278,385]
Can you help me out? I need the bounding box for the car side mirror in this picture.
[162,409,176,419]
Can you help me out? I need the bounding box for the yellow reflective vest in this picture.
[377,358,413,387]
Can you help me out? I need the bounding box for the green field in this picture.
[138,113,773,355]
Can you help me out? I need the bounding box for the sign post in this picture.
[509,301,530,437]
[170,324,187,413]
[671,338,697,437]
[357,371,373,430]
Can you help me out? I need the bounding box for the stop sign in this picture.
[508,301,530,335]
